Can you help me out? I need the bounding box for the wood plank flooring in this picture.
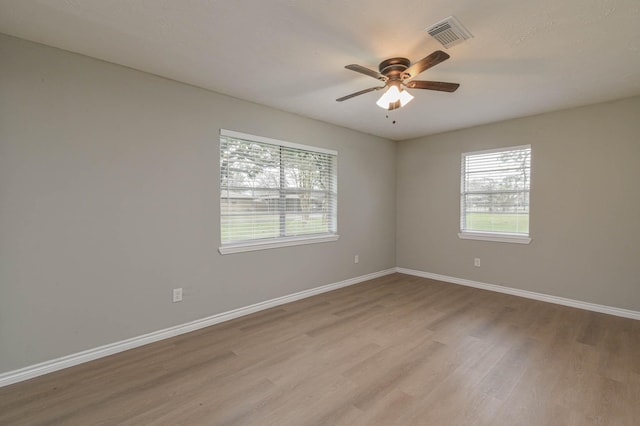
[1,273,639,425]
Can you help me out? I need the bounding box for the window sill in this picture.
[458,231,531,245]
[219,234,340,255]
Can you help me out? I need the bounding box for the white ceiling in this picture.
[1,0,639,140]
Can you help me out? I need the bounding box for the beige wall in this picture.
[397,96,640,311]
[2,31,638,377]
[0,34,397,373]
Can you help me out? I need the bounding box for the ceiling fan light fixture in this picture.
[376,85,399,109]
[376,85,414,109]
[399,89,414,107]
[375,95,388,109]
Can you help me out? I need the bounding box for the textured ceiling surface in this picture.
[1,0,639,140]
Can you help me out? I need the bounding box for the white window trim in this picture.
[221,129,337,156]
[219,129,338,255]
[462,144,531,158]
[458,231,531,244]
[219,234,340,255]
[459,145,532,245]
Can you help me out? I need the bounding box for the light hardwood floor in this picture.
[1,273,639,425]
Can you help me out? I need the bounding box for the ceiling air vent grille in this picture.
[425,16,473,49]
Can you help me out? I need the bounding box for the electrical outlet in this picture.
[172,288,183,302]
[474,258,481,267]
[354,255,359,264]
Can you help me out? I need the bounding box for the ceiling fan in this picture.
[336,50,459,110]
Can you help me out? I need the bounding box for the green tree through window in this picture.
[220,130,337,250]
[461,145,531,237]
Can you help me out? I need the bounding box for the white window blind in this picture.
[460,145,531,243]
[220,130,338,253]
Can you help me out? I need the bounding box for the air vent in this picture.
[425,16,473,49]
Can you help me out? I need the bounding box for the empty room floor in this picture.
[1,273,639,425]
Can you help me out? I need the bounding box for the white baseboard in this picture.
[396,267,640,321]
[0,268,396,388]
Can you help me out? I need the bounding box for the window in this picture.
[219,129,338,254]
[459,145,531,244]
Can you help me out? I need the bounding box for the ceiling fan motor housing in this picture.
[378,58,410,79]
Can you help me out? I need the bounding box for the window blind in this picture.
[461,145,531,236]
[220,130,337,247]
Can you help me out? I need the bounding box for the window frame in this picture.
[458,145,532,245]
[219,129,339,255]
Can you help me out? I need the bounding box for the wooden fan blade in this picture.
[345,64,388,81]
[336,86,384,102]
[405,80,460,92]
[401,50,450,80]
